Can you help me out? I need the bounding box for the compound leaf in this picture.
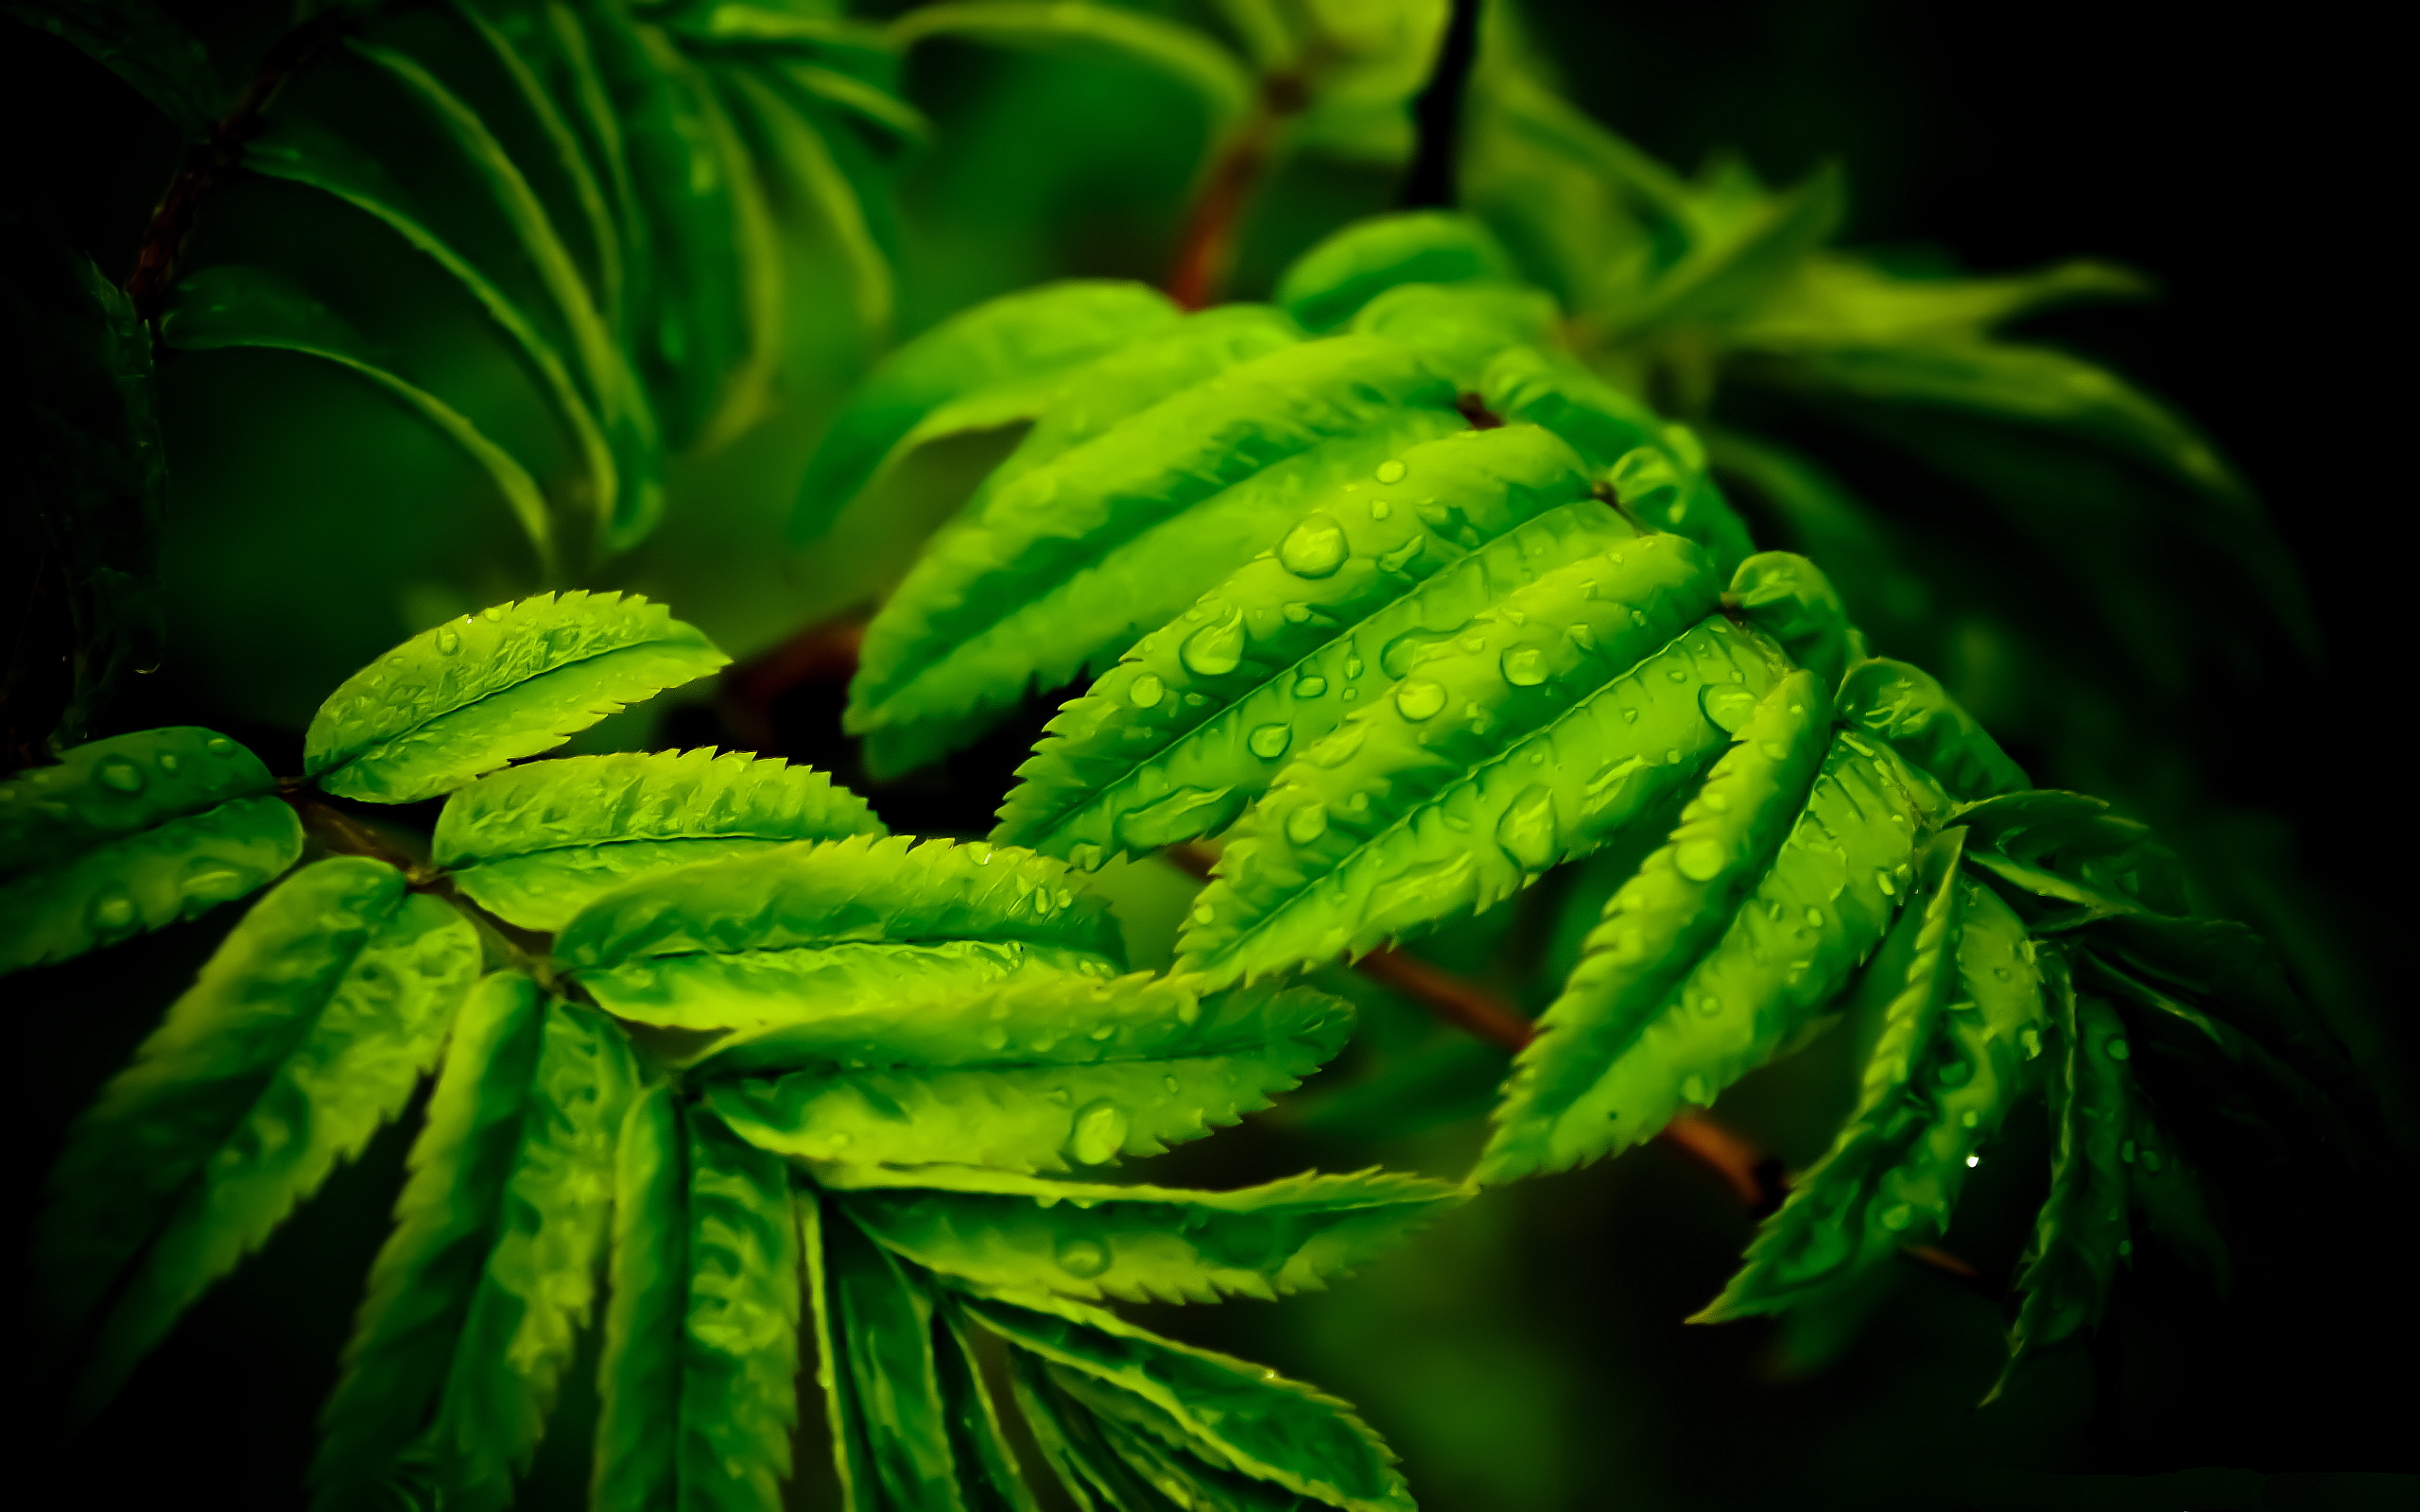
[435,749,886,931]
[37,856,480,1416]
[1,727,302,973]
[304,593,728,804]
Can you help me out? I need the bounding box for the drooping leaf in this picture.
[827,1165,1462,1305]
[1835,657,2029,803]
[435,748,886,931]
[995,424,1614,866]
[704,972,1353,1172]
[1178,534,1780,983]
[1723,550,1861,694]
[303,593,728,804]
[161,265,558,575]
[313,974,637,1511]
[966,1292,1414,1512]
[1611,163,1845,338]
[36,857,480,1416]
[791,281,1184,541]
[595,1088,802,1512]
[1273,210,1518,334]
[1,727,302,973]
[1730,252,2146,348]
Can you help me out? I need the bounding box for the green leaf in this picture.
[5,0,225,137]
[995,425,1612,865]
[1613,163,1845,338]
[705,973,1352,1172]
[1,727,302,972]
[36,857,480,1416]
[303,592,729,804]
[1177,534,1766,984]
[851,335,1467,775]
[1346,279,1561,386]
[723,65,895,346]
[811,1194,968,1510]
[830,1165,1463,1305]
[161,266,558,576]
[790,281,1183,541]
[1836,657,2029,802]
[1990,963,2130,1401]
[889,4,1254,128]
[966,1292,1414,1512]
[1724,550,1860,694]
[435,748,886,931]
[1731,252,2146,348]
[1479,668,1833,1181]
[313,975,637,1511]
[1955,790,2190,927]
[596,1088,802,1512]
[1275,211,1520,333]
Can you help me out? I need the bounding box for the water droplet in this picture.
[1344,656,1365,679]
[1394,679,1447,720]
[1277,513,1349,578]
[1285,803,1329,845]
[1129,674,1165,709]
[1681,1074,1711,1107]
[1282,601,1312,624]
[204,736,236,756]
[1962,1109,1981,1128]
[1675,839,1726,882]
[181,854,253,902]
[1067,1100,1131,1165]
[1499,646,1548,687]
[2121,1139,2137,1163]
[1965,1154,1981,1168]
[1565,623,1596,652]
[1053,1235,1112,1279]
[1374,459,1408,484]
[1292,674,1327,698]
[436,627,461,655]
[157,753,181,774]
[1248,724,1292,760]
[1370,499,1392,519]
[1876,869,1897,896]
[2107,1038,2130,1061]
[1879,1204,1912,1231]
[95,758,146,795]
[482,605,506,621]
[1179,614,1245,678]
[1162,1074,1181,1094]
[1803,906,1824,928]
[1495,784,1559,869]
[87,884,139,936]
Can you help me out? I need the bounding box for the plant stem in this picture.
[1166,73,1308,310]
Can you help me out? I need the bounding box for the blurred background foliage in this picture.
[5,1,2411,1508]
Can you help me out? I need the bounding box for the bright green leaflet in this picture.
[35,856,479,1417]
[1835,657,2030,802]
[314,974,637,1511]
[1346,279,1561,386]
[996,424,1613,865]
[0,726,302,972]
[828,1165,1462,1305]
[1180,534,1757,983]
[1274,210,1518,333]
[705,973,1351,1172]
[304,592,729,803]
[790,280,1183,541]
[435,748,888,931]
[595,1089,802,1512]
[1725,550,1861,694]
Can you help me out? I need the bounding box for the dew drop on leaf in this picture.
[1053,1235,1112,1280]
[181,855,253,901]
[1880,1204,1912,1231]
[436,627,460,655]
[1129,674,1166,709]
[1394,679,1447,720]
[1495,784,1558,869]
[1277,513,1349,578]
[1675,839,1726,882]
[1162,1074,1181,1094]
[1374,459,1407,484]
[1285,802,1329,844]
[95,758,146,795]
[2108,1038,2130,1061]
[1180,614,1246,678]
[1292,674,1327,698]
[204,736,236,755]
[158,753,180,774]
[1681,1074,1710,1106]
[1248,724,1291,760]
[1499,646,1548,687]
[88,884,139,936]
[1067,1100,1131,1165]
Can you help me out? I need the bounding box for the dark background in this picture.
[5,2,2411,1507]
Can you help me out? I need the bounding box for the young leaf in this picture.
[812,1194,967,1510]
[1,727,302,972]
[849,336,1467,774]
[161,265,558,575]
[704,973,1353,1172]
[36,857,480,1416]
[965,1292,1414,1512]
[1274,211,1518,333]
[1480,669,1834,1181]
[304,593,728,804]
[995,424,1613,866]
[1835,658,2029,802]
[1724,550,1861,694]
[595,1088,802,1512]
[790,281,1184,541]
[828,1165,1463,1305]
[435,748,887,931]
[1178,534,1769,984]
[313,975,637,1511]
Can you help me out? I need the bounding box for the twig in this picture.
[1166,72,1309,310]
[278,782,558,972]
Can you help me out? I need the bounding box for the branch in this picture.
[1166,72,1309,310]
[278,782,559,973]
[1396,0,1482,210]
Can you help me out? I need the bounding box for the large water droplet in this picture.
[181,854,255,902]
[1248,724,1292,760]
[1675,839,1727,882]
[1681,1074,1711,1107]
[88,884,139,936]
[1292,674,1327,698]
[1053,1234,1112,1279]
[1495,784,1559,869]
[1284,802,1329,845]
[1394,679,1447,721]
[1879,1203,1912,1231]
[1499,646,1548,687]
[95,758,146,795]
[1374,458,1408,484]
[157,753,181,774]
[1129,674,1166,709]
[1067,1099,1131,1165]
[1277,513,1349,578]
[1180,614,1246,678]
[436,627,461,656]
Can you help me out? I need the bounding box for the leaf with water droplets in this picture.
[1725,552,1861,694]
[435,748,886,930]
[312,977,637,1510]
[1836,658,2029,802]
[35,857,480,1418]
[825,1166,1462,1306]
[306,593,729,804]
[996,426,1611,866]
[1,727,302,973]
